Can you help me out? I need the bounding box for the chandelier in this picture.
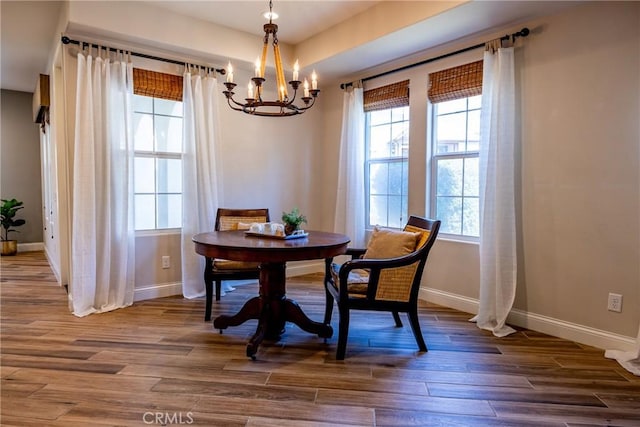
[222,0,320,117]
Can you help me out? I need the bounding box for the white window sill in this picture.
[135,228,181,237]
[436,234,479,245]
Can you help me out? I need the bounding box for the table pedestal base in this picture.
[213,262,333,359]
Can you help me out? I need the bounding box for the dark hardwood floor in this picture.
[1,251,639,426]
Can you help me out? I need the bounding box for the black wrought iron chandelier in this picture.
[222,0,320,117]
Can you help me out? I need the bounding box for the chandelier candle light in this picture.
[222,0,320,117]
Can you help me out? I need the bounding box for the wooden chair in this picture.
[323,216,441,359]
[203,208,270,321]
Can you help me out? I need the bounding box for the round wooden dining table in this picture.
[193,229,350,359]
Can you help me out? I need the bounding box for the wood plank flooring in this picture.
[2,251,639,426]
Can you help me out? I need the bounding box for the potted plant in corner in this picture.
[1,198,26,256]
[281,207,307,236]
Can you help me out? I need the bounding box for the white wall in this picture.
[0,89,43,245]
[516,1,638,340]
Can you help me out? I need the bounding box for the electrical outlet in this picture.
[607,293,622,312]
[161,256,170,269]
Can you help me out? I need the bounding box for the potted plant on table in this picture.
[1,198,26,256]
[281,207,307,236]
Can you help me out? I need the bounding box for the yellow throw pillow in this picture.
[363,226,420,259]
[404,224,431,249]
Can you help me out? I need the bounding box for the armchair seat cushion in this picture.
[213,259,260,270]
[330,263,369,296]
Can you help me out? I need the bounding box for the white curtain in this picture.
[181,68,220,298]
[70,50,135,317]
[606,326,640,376]
[334,86,366,247]
[471,46,517,337]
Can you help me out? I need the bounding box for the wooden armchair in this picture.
[203,208,270,321]
[323,216,441,359]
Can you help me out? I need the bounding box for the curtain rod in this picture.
[61,36,226,75]
[340,28,529,89]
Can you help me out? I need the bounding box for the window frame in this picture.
[364,105,410,230]
[133,94,183,232]
[429,95,481,240]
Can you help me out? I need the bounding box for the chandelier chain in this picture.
[269,0,274,23]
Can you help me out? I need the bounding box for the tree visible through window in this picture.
[431,95,481,237]
[365,106,409,229]
[133,95,183,231]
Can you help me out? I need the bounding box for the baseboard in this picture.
[286,260,325,277]
[420,287,480,316]
[420,287,637,353]
[43,246,62,284]
[506,309,637,353]
[134,282,183,302]
[18,242,44,252]
[132,261,325,302]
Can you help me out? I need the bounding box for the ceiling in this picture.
[1,1,578,93]
[1,1,65,92]
[149,1,383,45]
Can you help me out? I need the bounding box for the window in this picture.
[428,60,483,238]
[365,106,409,228]
[364,80,410,229]
[133,95,183,230]
[431,96,481,237]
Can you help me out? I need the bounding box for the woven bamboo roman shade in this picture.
[363,80,409,112]
[133,68,183,101]
[428,60,483,104]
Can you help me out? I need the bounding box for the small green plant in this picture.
[281,207,307,234]
[1,198,26,241]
